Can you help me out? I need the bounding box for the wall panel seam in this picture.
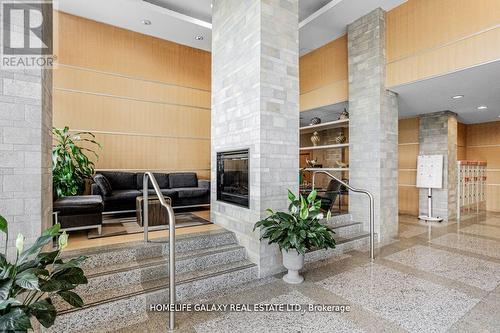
[300,78,348,96]
[56,63,211,93]
[53,88,211,111]
[65,129,210,141]
[387,24,500,65]
[466,144,500,148]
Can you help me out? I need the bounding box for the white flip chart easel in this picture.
[416,155,444,222]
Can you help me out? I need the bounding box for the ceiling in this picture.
[392,61,500,124]
[56,0,406,55]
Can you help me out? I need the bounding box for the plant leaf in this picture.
[0,215,7,235]
[53,256,87,273]
[0,307,32,331]
[18,234,54,264]
[0,298,21,310]
[54,267,87,285]
[28,298,56,328]
[57,290,83,308]
[307,190,317,203]
[15,272,39,291]
[0,279,13,299]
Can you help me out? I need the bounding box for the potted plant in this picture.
[52,126,101,197]
[0,215,88,332]
[254,190,336,284]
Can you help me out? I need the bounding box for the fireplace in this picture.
[217,149,249,208]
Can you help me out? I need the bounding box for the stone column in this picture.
[418,111,458,221]
[211,0,299,276]
[0,5,53,258]
[347,8,399,242]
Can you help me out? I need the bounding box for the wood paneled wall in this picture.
[386,0,500,87]
[464,121,500,212]
[53,11,211,178]
[299,35,348,111]
[457,123,467,160]
[398,117,419,216]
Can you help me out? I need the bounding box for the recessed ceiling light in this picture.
[141,19,151,25]
[195,35,204,40]
[452,95,464,99]
[477,105,488,110]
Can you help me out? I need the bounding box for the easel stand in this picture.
[418,188,444,222]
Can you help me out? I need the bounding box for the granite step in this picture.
[75,244,247,299]
[305,232,371,263]
[324,220,363,238]
[50,260,258,332]
[62,229,238,270]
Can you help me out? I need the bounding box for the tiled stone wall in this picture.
[418,111,457,220]
[347,8,399,242]
[0,8,52,258]
[211,0,299,276]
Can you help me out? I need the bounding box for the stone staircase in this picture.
[49,215,370,332]
[306,214,371,262]
[49,229,258,332]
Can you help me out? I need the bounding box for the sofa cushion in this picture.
[175,187,208,199]
[54,195,103,215]
[169,173,198,188]
[140,189,178,199]
[136,173,169,190]
[104,190,141,203]
[93,174,113,196]
[97,171,137,190]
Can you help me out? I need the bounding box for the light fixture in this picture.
[477,105,488,110]
[452,95,464,99]
[195,35,204,40]
[141,19,151,25]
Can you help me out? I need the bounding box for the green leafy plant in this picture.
[254,190,336,254]
[52,126,101,197]
[0,215,88,332]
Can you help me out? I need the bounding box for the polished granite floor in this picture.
[116,212,500,333]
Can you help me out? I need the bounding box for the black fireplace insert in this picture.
[217,149,249,208]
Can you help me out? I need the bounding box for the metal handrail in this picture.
[143,172,176,331]
[311,171,375,260]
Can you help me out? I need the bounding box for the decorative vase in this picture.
[334,129,347,144]
[310,131,320,146]
[338,108,349,120]
[282,249,304,284]
[310,117,321,125]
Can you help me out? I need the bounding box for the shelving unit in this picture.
[304,168,349,172]
[299,116,350,191]
[299,118,349,134]
[299,143,349,151]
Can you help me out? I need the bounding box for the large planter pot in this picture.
[282,249,304,284]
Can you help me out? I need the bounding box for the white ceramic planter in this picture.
[282,249,304,284]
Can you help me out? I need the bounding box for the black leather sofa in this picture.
[91,171,210,212]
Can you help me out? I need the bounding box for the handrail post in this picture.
[311,170,375,260]
[142,172,176,331]
[167,203,176,332]
[143,174,149,243]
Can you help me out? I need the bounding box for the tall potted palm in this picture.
[254,190,336,284]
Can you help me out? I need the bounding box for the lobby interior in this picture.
[0,0,499,332]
